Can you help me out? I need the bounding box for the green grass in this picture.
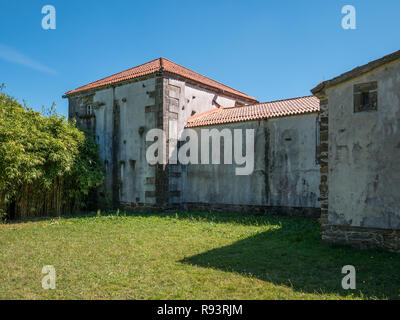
[0,211,399,300]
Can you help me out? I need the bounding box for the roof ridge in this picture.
[254,95,316,105]
[65,57,257,101]
[66,57,161,94]
[227,95,316,110]
[115,57,161,74]
[161,58,256,99]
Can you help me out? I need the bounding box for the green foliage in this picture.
[0,90,104,218]
[0,210,7,224]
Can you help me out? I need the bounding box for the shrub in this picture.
[0,87,104,219]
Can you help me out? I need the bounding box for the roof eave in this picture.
[64,70,258,103]
[185,110,320,128]
[62,71,160,99]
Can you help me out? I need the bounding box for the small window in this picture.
[354,82,378,112]
[316,117,321,165]
[129,160,136,171]
[86,105,93,115]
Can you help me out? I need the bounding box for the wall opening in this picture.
[354,81,378,112]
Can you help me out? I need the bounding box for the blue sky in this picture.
[1,0,399,116]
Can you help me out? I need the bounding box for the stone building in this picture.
[311,50,400,251]
[64,57,321,217]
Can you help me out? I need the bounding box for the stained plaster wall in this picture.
[325,60,400,229]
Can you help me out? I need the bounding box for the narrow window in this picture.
[86,105,92,115]
[129,160,136,171]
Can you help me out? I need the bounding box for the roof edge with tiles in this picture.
[185,95,320,128]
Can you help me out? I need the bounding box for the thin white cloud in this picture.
[0,44,57,75]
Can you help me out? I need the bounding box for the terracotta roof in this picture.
[186,96,320,128]
[312,49,400,96]
[64,58,258,102]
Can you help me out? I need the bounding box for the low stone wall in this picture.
[322,224,400,252]
[119,201,321,218]
[119,201,163,213]
[182,203,320,218]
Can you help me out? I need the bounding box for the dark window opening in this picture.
[361,91,370,108]
[129,160,136,171]
[354,82,378,112]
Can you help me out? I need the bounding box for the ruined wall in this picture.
[326,60,400,230]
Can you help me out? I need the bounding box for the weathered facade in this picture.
[183,99,320,217]
[65,57,321,217]
[65,58,257,210]
[65,51,400,250]
[312,50,400,251]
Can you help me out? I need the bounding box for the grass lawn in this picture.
[0,211,399,300]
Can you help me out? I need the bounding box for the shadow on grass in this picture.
[4,210,400,299]
[178,217,400,299]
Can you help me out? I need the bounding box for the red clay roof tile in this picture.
[185,96,320,127]
[65,58,257,102]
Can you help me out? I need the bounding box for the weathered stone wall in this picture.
[68,74,321,217]
[182,115,321,216]
[162,77,247,208]
[68,88,114,202]
[68,77,158,208]
[268,114,320,209]
[315,59,400,251]
[68,74,247,210]
[325,60,400,229]
[182,121,269,207]
[183,203,320,218]
[113,78,158,206]
[322,225,400,251]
